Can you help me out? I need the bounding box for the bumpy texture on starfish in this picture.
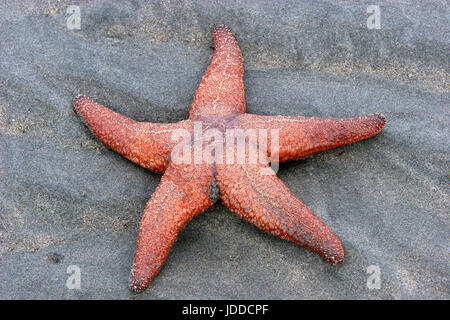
[73,25,386,293]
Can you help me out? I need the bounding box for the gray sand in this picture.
[0,1,448,299]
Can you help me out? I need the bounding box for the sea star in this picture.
[73,25,386,293]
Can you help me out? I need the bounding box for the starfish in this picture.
[73,25,386,293]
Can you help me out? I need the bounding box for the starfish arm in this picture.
[234,113,386,162]
[73,95,193,173]
[216,149,344,264]
[189,25,245,119]
[129,160,216,293]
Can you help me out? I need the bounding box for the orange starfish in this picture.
[73,25,386,293]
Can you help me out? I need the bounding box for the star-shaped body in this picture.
[73,25,386,293]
